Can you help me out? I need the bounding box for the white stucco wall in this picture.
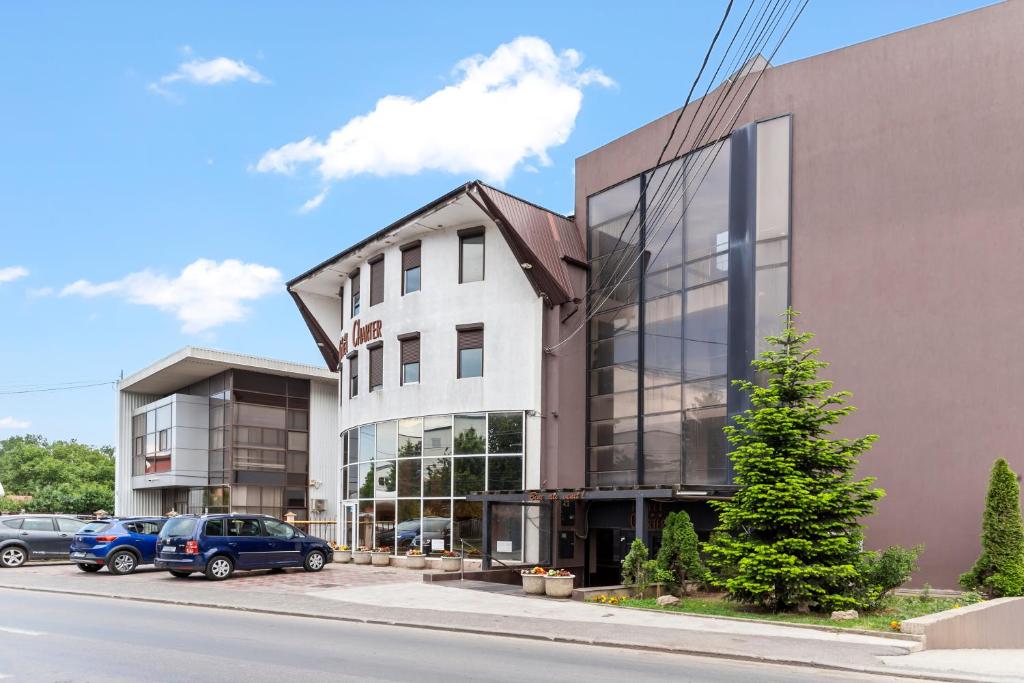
[339,219,544,429]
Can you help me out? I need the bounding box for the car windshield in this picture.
[160,518,197,538]
[80,522,112,534]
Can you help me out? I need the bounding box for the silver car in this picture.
[0,514,87,567]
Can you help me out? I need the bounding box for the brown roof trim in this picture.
[455,322,484,331]
[398,240,421,252]
[289,291,339,372]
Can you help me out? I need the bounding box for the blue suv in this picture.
[154,514,333,581]
[70,517,166,575]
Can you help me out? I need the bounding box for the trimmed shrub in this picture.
[859,545,922,609]
[656,510,706,592]
[960,458,1024,597]
[621,538,649,587]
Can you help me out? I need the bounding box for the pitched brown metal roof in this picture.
[472,182,585,304]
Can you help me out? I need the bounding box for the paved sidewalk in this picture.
[0,563,1002,682]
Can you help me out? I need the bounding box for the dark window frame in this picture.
[348,352,359,398]
[368,341,384,392]
[350,270,361,318]
[369,255,385,307]
[456,324,484,379]
[458,227,485,284]
[400,241,421,295]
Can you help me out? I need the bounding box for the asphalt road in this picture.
[0,588,915,683]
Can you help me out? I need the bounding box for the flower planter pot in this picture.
[440,556,461,572]
[544,575,575,598]
[521,573,546,595]
[352,551,371,565]
[335,550,352,564]
[371,552,391,567]
[405,555,426,569]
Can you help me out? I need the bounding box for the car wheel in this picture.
[77,563,102,573]
[304,550,326,572]
[205,555,234,581]
[1,546,27,568]
[169,570,192,578]
[107,550,138,576]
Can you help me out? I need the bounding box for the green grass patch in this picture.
[604,595,968,632]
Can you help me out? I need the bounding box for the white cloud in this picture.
[298,188,329,214]
[0,266,28,283]
[60,258,282,333]
[0,417,30,430]
[255,36,613,203]
[149,55,268,99]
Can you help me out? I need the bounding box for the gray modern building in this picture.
[114,347,338,521]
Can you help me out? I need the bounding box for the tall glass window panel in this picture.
[589,364,639,397]
[459,232,484,283]
[683,141,731,260]
[423,415,451,458]
[397,500,420,552]
[422,500,452,553]
[589,333,637,369]
[404,266,421,294]
[346,463,358,499]
[487,412,523,454]
[357,461,373,498]
[374,500,394,550]
[453,501,483,556]
[590,305,639,342]
[589,417,637,448]
[588,177,641,260]
[358,501,373,548]
[756,117,790,241]
[643,160,686,273]
[453,414,486,454]
[359,424,375,462]
[454,457,485,496]
[374,461,396,498]
[397,459,421,498]
[755,265,790,356]
[348,428,359,463]
[683,281,728,381]
[398,418,422,457]
[422,457,451,497]
[589,391,638,421]
[488,456,523,491]
[643,411,683,485]
[683,405,729,485]
[375,420,397,460]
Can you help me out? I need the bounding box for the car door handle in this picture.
[59,533,69,538]
[228,542,238,547]
[20,532,29,536]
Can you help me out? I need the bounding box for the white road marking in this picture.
[0,626,44,636]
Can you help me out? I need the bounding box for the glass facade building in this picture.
[341,411,525,557]
[586,117,791,488]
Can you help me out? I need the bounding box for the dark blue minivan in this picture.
[154,514,332,580]
[70,517,166,575]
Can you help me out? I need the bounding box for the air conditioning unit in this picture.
[311,498,326,513]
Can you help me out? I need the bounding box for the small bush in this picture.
[621,538,649,587]
[858,544,922,610]
[656,510,706,592]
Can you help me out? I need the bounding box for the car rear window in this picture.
[80,522,112,534]
[160,518,197,538]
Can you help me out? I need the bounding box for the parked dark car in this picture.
[412,516,452,553]
[0,514,88,568]
[70,517,167,575]
[154,514,333,580]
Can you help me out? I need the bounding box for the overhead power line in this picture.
[0,381,117,395]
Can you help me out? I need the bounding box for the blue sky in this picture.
[0,1,995,446]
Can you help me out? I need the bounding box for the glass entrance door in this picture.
[343,502,357,548]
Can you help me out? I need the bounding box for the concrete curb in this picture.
[607,603,925,644]
[0,583,985,683]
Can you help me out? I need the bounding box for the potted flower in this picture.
[405,548,426,570]
[352,545,371,565]
[439,549,461,572]
[544,569,575,598]
[520,566,547,595]
[335,544,352,563]
[371,546,392,566]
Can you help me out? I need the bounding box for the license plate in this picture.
[70,552,85,558]
[162,545,177,553]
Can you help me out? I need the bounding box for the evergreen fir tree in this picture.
[703,309,884,612]
[960,458,1024,596]
[656,510,706,591]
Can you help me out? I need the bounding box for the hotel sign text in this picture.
[338,319,382,357]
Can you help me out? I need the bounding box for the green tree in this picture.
[656,510,706,592]
[621,538,649,586]
[0,435,115,514]
[960,458,1024,597]
[453,427,485,454]
[703,310,884,612]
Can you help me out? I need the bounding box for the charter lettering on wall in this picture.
[338,319,383,357]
